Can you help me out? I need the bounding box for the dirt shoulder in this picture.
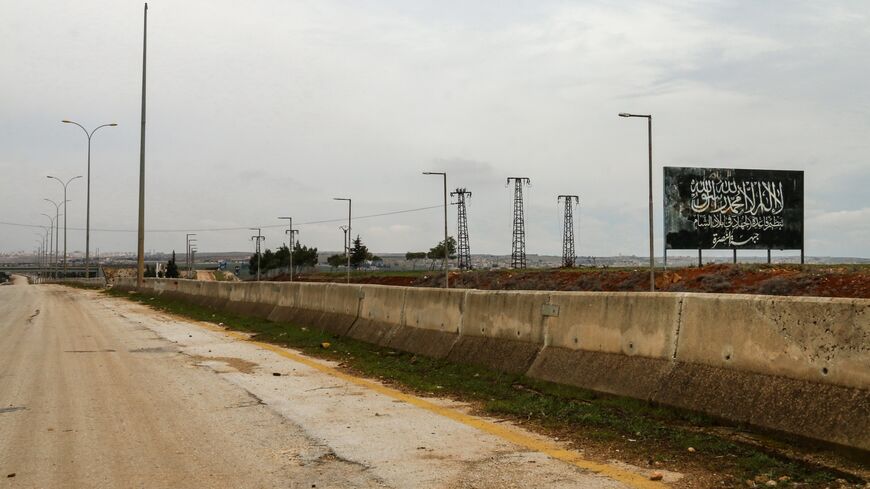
[105,287,869,488]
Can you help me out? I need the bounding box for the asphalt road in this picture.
[0,280,665,488]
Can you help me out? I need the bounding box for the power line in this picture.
[0,204,442,234]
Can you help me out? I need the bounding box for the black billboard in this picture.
[663,167,804,250]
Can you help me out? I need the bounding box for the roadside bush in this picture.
[570,275,603,291]
[755,277,794,296]
[615,273,647,291]
[697,273,731,293]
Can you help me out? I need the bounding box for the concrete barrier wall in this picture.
[117,278,870,451]
[451,291,550,373]
[528,292,684,400]
[349,285,406,345]
[391,288,465,358]
[676,294,869,390]
[544,292,682,357]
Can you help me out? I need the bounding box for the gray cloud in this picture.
[1,0,868,258]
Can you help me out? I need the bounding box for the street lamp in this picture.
[36,228,49,279]
[62,120,117,278]
[40,213,55,280]
[333,198,351,284]
[278,216,299,282]
[47,174,83,278]
[189,246,197,278]
[43,198,64,278]
[250,228,265,281]
[423,171,449,289]
[618,112,655,291]
[34,235,45,281]
[186,233,197,278]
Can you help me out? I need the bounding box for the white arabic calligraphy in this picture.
[689,179,784,217]
[711,230,761,248]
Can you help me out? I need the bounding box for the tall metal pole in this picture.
[61,122,117,277]
[185,233,196,278]
[442,175,448,288]
[136,2,148,287]
[47,175,81,279]
[289,220,294,282]
[62,184,68,277]
[422,172,448,288]
[278,217,299,282]
[44,198,62,278]
[41,214,54,278]
[339,225,348,271]
[250,228,264,281]
[189,239,197,277]
[647,116,654,292]
[619,112,655,291]
[333,198,351,284]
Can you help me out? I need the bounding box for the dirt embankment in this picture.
[279,265,870,298]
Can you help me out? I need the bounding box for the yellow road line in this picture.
[190,321,668,489]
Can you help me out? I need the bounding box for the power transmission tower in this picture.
[450,188,472,270]
[506,177,531,269]
[250,227,265,281]
[558,195,579,267]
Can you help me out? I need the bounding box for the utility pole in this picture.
[339,225,349,270]
[136,3,148,287]
[450,188,472,270]
[250,228,265,281]
[278,216,299,282]
[558,195,579,267]
[423,172,449,288]
[333,198,351,284]
[507,177,531,269]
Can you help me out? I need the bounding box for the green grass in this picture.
[105,288,859,486]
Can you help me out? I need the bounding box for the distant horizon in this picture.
[2,1,867,258]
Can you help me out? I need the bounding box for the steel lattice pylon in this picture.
[450,188,472,270]
[558,195,579,267]
[507,177,530,269]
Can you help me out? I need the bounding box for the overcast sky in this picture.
[1,0,868,258]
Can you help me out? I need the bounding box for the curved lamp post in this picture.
[40,213,55,279]
[47,175,82,278]
[44,198,63,278]
[62,120,117,278]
